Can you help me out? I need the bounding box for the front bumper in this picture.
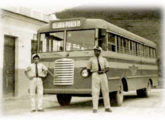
[44,88,92,94]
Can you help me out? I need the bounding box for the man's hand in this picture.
[98,71,104,74]
[28,76,34,80]
[87,69,91,74]
[24,70,33,80]
[104,67,109,73]
[53,75,58,78]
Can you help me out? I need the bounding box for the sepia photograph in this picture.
[0,0,164,120]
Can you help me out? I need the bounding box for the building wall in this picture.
[0,10,4,99]
[1,9,48,97]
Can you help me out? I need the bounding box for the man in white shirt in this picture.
[87,46,112,113]
[24,54,48,112]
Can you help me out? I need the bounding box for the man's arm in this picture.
[42,64,55,78]
[47,69,55,78]
[86,58,92,73]
[104,58,109,73]
[24,67,33,80]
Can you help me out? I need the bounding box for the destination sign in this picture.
[52,20,81,29]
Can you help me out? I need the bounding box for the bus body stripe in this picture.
[39,51,157,64]
[42,60,158,70]
[108,74,158,80]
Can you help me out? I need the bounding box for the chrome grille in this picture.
[54,58,74,85]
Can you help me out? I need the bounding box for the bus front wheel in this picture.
[56,94,72,106]
[110,84,124,106]
[137,81,151,97]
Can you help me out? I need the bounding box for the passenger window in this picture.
[132,41,136,55]
[154,49,156,58]
[149,47,152,58]
[151,48,156,58]
[117,36,130,54]
[108,33,116,52]
[144,46,149,57]
[129,41,133,54]
[152,48,155,58]
[123,38,129,54]
[137,43,141,56]
[150,47,156,58]
[117,36,123,53]
[139,44,144,56]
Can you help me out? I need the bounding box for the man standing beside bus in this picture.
[24,54,48,112]
[87,46,112,113]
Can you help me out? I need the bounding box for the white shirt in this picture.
[25,63,48,78]
[87,56,109,72]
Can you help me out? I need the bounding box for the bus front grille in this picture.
[54,58,74,85]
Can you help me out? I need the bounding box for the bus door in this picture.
[98,29,108,51]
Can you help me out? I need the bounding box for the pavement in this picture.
[0,89,165,120]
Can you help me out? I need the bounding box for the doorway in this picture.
[3,35,16,97]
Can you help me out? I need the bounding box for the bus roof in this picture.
[38,18,156,48]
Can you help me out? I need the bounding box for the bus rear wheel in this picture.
[110,84,124,106]
[56,94,72,106]
[137,81,151,97]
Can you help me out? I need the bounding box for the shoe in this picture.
[38,109,44,112]
[105,108,112,112]
[31,110,36,112]
[93,109,97,113]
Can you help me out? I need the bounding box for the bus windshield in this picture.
[66,30,95,51]
[39,29,95,52]
[40,32,64,52]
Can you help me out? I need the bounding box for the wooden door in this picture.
[3,35,16,97]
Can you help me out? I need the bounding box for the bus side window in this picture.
[149,47,152,58]
[135,42,138,56]
[137,43,139,56]
[152,48,155,58]
[132,41,135,55]
[139,44,143,56]
[147,46,149,57]
[108,33,116,52]
[154,49,156,58]
[144,45,149,57]
[123,38,129,54]
[144,45,146,57]
[118,36,123,53]
[129,40,137,56]
[151,48,153,58]
[152,48,156,58]
[117,36,119,52]
[150,47,155,58]
[117,36,130,54]
[129,40,133,55]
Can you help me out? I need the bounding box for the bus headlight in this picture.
[80,68,90,78]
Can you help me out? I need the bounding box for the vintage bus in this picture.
[36,18,158,106]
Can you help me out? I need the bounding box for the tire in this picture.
[56,94,72,106]
[110,84,124,106]
[137,81,151,97]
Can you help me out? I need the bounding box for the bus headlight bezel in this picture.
[80,67,90,78]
